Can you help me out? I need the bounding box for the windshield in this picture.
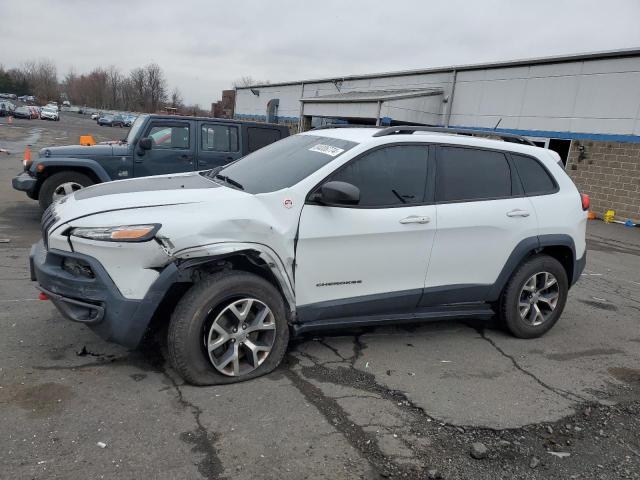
[126,114,149,143]
[43,108,54,113]
[212,134,358,194]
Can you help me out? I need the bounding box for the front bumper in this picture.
[30,240,178,348]
[12,171,37,195]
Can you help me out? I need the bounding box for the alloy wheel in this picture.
[518,271,559,326]
[205,298,276,377]
[52,181,84,201]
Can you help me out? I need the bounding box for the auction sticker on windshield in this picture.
[308,144,345,157]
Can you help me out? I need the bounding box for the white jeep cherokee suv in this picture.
[31,126,588,385]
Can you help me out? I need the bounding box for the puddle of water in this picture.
[0,127,42,152]
[608,367,640,384]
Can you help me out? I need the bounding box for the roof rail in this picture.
[372,126,536,146]
[312,124,382,131]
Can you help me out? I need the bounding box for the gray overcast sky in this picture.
[2,0,640,106]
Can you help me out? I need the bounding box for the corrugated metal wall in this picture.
[234,53,640,139]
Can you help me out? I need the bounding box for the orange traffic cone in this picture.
[24,145,31,162]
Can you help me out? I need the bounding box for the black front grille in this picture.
[41,206,59,248]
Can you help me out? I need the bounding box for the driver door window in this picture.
[329,145,429,207]
[134,122,194,177]
[148,125,190,149]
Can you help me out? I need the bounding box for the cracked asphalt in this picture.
[1,114,639,479]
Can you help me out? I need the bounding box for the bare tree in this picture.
[233,76,270,88]
[129,67,146,111]
[106,66,122,109]
[233,76,255,88]
[170,87,183,109]
[144,63,167,112]
[12,58,182,113]
[23,60,59,101]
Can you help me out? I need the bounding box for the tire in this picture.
[38,171,94,210]
[168,270,290,385]
[498,254,568,339]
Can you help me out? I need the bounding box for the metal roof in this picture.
[237,47,640,90]
[300,88,443,103]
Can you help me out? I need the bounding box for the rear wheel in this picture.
[498,254,568,338]
[38,171,94,209]
[168,271,290,385]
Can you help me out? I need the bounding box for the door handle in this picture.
[399,215,431,224]
[506,209,530,217]
[179,154,193,162]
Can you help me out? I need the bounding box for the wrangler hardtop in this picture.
[12,113,289,209]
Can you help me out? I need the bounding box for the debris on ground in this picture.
[96,442,107,449]
[427,468,442,479]
[548,451,571,458]
[470,442,488,459]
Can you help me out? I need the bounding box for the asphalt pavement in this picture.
[1,113,639,479]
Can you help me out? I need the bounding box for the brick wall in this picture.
[566,140,640,222]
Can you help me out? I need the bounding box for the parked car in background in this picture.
[28,125,587,385]
[12,114,289,208]
[13,106,33,119]
[91,112,100,120]
[0,101,15,116]
[124,114,137,127]
[40,106,60,121]
[98,114,125,127]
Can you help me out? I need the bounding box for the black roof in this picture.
[147,114,285,128]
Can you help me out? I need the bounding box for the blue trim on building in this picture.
[235,113,299,122]
[233,113,640,143]
[449,125,640,143]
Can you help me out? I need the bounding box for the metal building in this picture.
[234,48,640,222]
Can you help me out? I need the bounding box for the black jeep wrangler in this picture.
[12,114,289,209]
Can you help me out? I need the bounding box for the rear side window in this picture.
[201,124,239,152]
[330,145,428,207]
[512,154,556,195]
[437,147,511,202]
[247,127,282,152]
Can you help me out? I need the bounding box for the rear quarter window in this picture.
[512,154,557,195]
[436,147,512,202]
[247,127,283,153]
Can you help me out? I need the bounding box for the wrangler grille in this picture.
[41,206,59,249]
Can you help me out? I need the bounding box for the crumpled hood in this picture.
[41,144,115,157]
[51,172,243,225]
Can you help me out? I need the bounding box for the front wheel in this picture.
[498,254,568,339]
[38,171,94,209]
[168,271,290,385]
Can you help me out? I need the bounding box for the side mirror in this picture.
[317,181,360,205]
[138,137,152,150]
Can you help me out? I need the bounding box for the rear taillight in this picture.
[580,193,590,211]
